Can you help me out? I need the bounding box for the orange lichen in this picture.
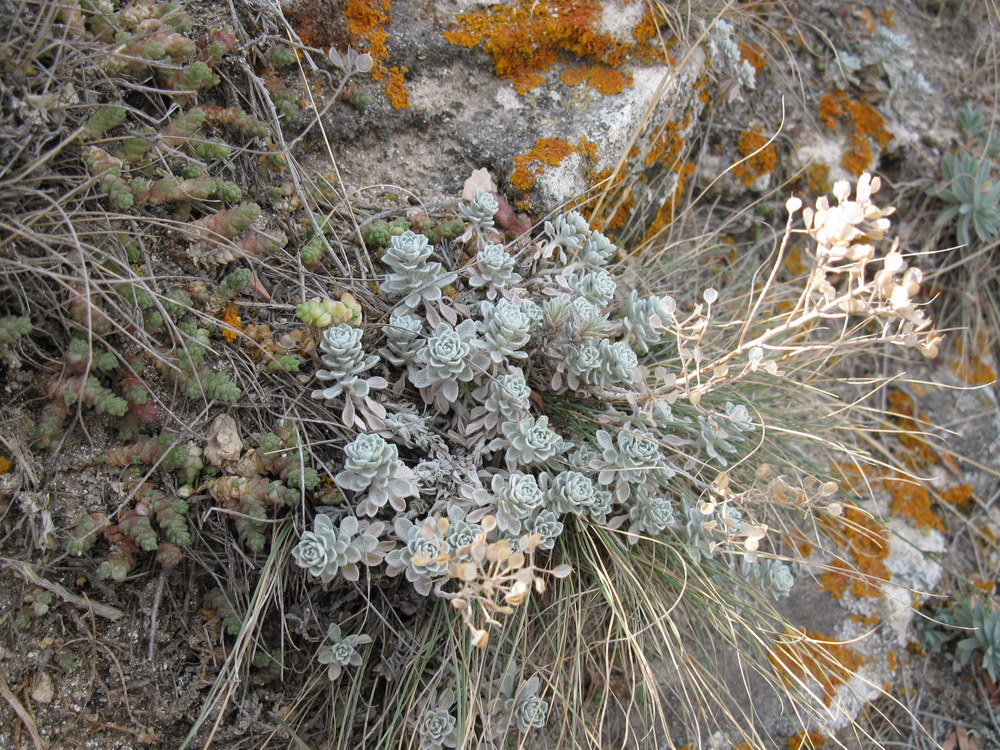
[849,613,880,627]
[884,475,943,532]
[941,484,974,508]
[733,127,777,186]
[739,42,767,74]
[444,1,658,95]
[818,90,893,175]
[887,650,897,672]
[639,160,695,245]
[560,64,631,94]
[343,0,409,108]
[510,137,576,191]
[0,456,11,475]
[784,246,808,276]
[951,336,996,385]
[805,163,830,195]
[819,507,890,599]
[971,576,995,593]
[788,730,827,750]
[384,65,409,109]
[771,629,867,705]
[220,303,242,343]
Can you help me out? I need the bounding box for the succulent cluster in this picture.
[287,193,816,743]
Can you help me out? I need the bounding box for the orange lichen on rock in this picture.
[887,650,897,672]
[817,90,892,175]
[950,336,996,385]
[510,137,577,191]
[788,730,827,750]
[887,389,939,469]
[884,475,943,531]
[770,629,867,705]
[739,42,767,74]
[941,484,974,508]
[384,65,409,109]
[733,127,777,186]
[444,0,657,95]
[639,160,695,245]
[819,507,890,599]
[343,0,409,108]
[0,455,11,475]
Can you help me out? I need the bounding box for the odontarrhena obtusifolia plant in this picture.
[291,174,941,746]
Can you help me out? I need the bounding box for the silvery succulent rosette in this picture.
[335,433,417,516]
[316,623,373,681]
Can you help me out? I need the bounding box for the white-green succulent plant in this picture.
[408,319,484,412]
[625,490,676,542]
[622,290,673,352]
[316,623,373,681]
[571,268,617,309]
[579,229,617,266]
[467,370,532,435]
[523,509,564,550]
[459,189,498,228]
[291,513,381,583]
[417,704,458,750]
[494,415,569,471]
[312,325,383,400]
[385,516,450,596]
[379,312,424,367]
[380,231,457,311]
[469,243,521,296]
[591,426,672,502]
[479,298,533,363]
[504,676,549,733]
[335,433,417,516]
[478,471,548,534]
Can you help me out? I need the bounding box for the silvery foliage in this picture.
[524,509,564,550]
[591,426,673,503]
[622,290,674,353]
[467,370,531,435]
[503,676,549,733]
[379,312,423,367]
[565,338,637,390]
[416,691,459,750]
[468,244,522,298]
[335,433,417,516]
[313,325,384,400]
[736,557,795,599]
[292,513,381,583]
[494,415,570,471]
[409,319,484,412]
[298,199,784,633]
[625,490,675,542]
[473,471,548,534]
[697,402,755,467]
[480,298,533,363]
[380,231,458,311]
[443,505,483,556]
[536,209,590,262]
[385,516,450,596]
[460,189,498,228]
[548,470,612,523]
[840,25,932,106]
[317,623,373,681]
[706,18,756,101]
[579,229,617,267]
[571,268,617,309]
